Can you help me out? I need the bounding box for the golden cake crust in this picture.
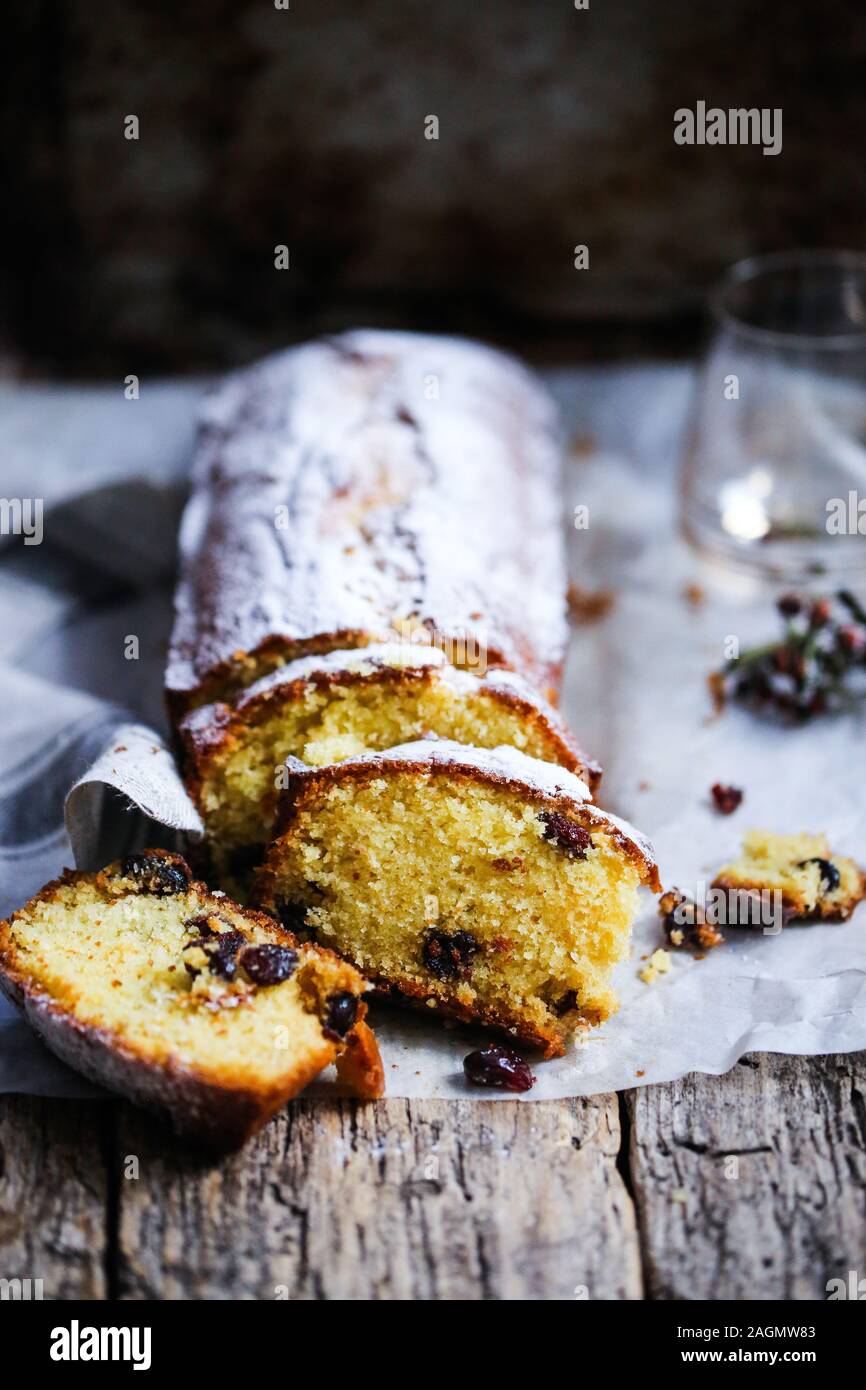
[179,653,600,796]
[272,747,657,889]
[0,852,384,1151]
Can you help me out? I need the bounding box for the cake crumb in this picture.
[639,948,671,984]
[567,583,615,625]
[659,888,725,952]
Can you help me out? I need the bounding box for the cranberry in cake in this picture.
[0,851,383,1150]
[255,742,659,1058]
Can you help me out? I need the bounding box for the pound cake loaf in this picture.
[713,829,866,923]
[181,643,601,890]
[166,330,568,719]
[255,741,659,1057]
[0,851,384,1150]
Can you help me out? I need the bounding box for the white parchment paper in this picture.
[1,365,864,1099]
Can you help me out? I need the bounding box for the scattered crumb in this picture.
[707,670,727,715]
[636,1069,645,1078]
[639,948,672,984]
[711,828,866,924]
[711,782,743,815]
[113,745,127,753]
[637,780,651,792]
[567,582,615,625]
[683,582,706,607]
[659,887,725,952]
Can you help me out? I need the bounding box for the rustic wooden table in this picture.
[2,1051,864,1300]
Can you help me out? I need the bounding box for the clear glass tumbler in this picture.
[681,250,866,583]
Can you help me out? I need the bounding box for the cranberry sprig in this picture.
[711,590,866,723]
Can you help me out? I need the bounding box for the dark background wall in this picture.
[4,0,866,373]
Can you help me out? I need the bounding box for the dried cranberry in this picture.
[323,992,358,1040]
[121,852,191,896]
[810,598,833,627]
[777,594,802,618]
[463,1045,536,1093]
[797,857,841,894]
[422,928,478,980]
[209,931,246,980]
[710,783,743,815]
[538,811,593,858]
[183,914,220,938]
[186,926,246,980]
[838,624,866,655]
[239,943,298,986]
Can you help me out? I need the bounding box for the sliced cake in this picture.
[0,850,384,1150]
[255,741,659,1058]
[180,643,600,891]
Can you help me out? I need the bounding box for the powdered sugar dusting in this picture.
[323,736,591,799]
[166,331,568,705]
[238,641,450,704]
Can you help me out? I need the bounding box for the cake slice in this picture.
[0,851,384,1150]
[180,643,600,891]
[713,829,866,923]
[255,741,659,1057]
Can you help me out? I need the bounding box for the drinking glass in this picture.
[681,250,866,582]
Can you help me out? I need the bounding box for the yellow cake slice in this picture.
[255,740,659,1058]
[0,850,383,1150]
[180,643,600,893]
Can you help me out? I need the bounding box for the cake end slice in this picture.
[0,850,384,1151]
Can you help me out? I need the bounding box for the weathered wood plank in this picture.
[116,1095,641,1300]
[627,1053,866,1301]
[0,1096,109,1300]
